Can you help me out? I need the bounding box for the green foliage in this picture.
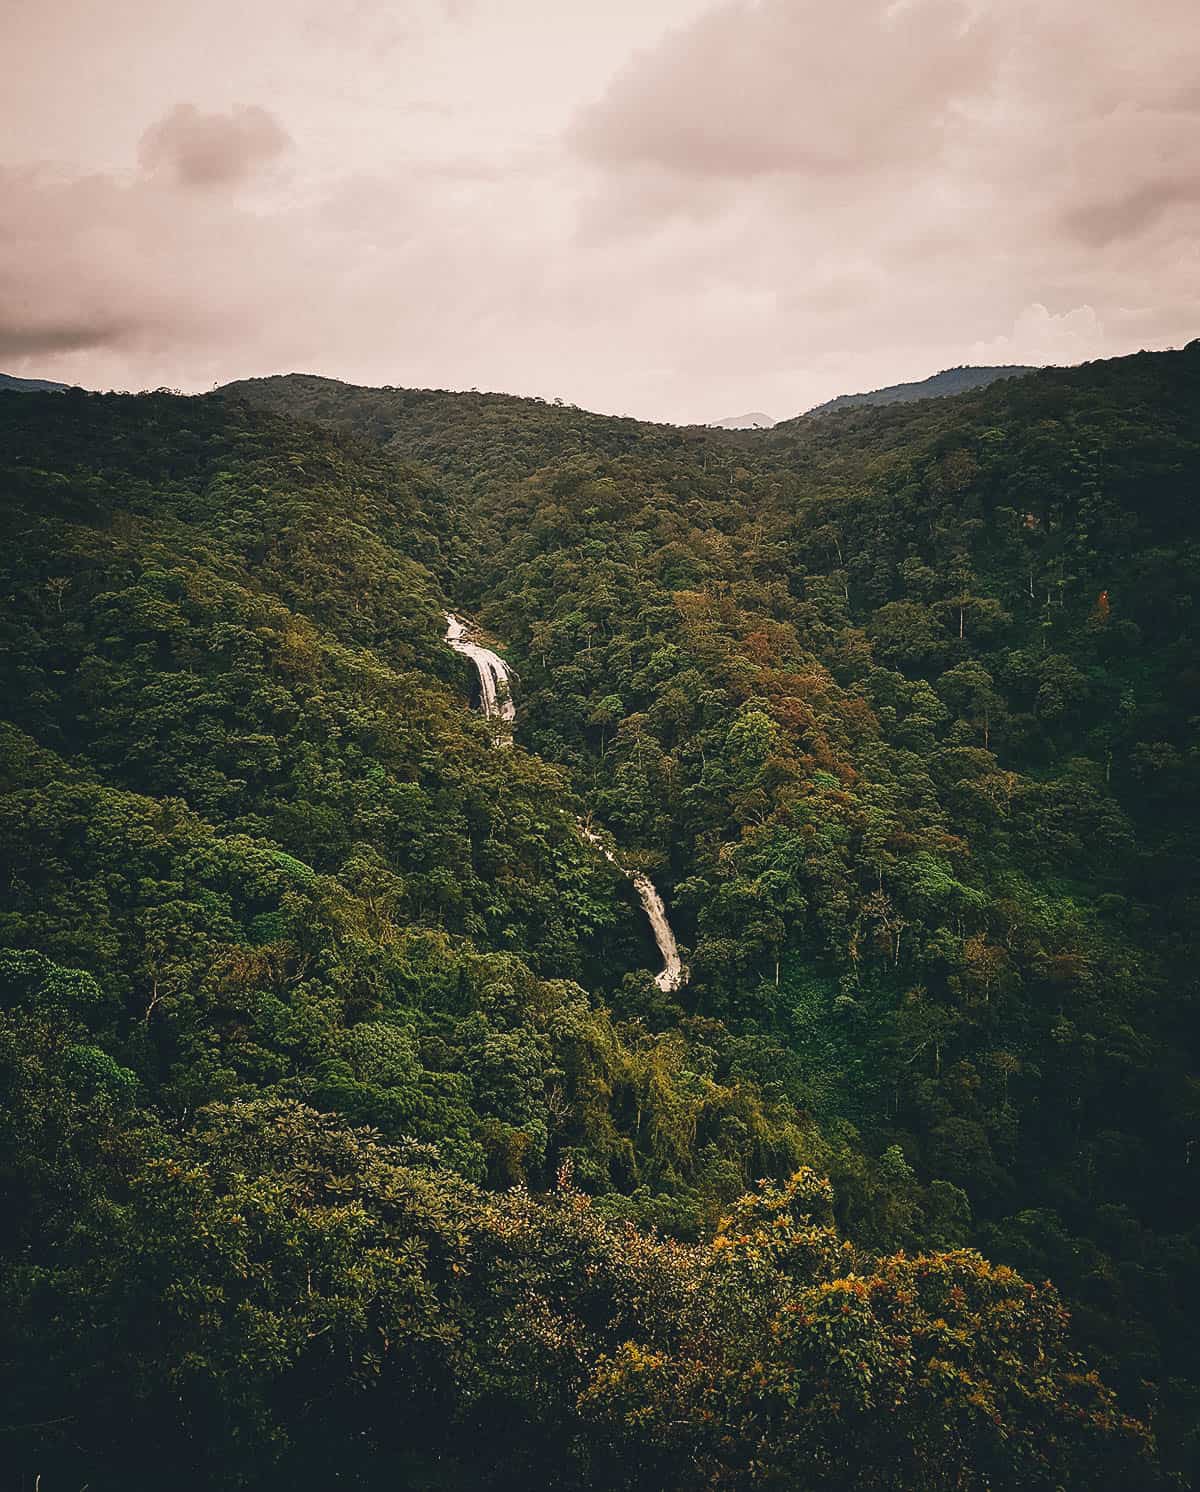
[0,1092,1163,1491]
[1,347,1198,1486]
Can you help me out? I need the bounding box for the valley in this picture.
[1,345,1197,1489]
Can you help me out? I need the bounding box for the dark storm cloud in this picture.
[0,315,137,360]
[138,103,292,187]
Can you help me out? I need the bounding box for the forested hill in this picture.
[0,370,72,393]
[221,372,681,490]
[1,346,1198,1490]
[797,363,1039,418]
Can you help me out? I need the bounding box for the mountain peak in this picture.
[708,410,776,430]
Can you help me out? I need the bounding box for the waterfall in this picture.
[579,824,686,994]
[443,612,516,743]
[441,608,686,992]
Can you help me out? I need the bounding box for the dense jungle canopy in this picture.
[1,343,1198,1488]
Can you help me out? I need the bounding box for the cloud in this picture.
[571,0,993,180]
[0,2,1196,420]
[0,142,587,397]
[1067,177,1200,247]
[0,314,135,360]
[0,159,313,368]
[968,303,1110,367]
[138,103,291,187]
[555,0,1200,411]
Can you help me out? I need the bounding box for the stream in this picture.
[442,610,686,993]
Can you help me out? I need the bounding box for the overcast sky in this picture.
[2,0,1197,422]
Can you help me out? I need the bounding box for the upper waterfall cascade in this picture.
[442,608,687,993]
[443,612,516,742]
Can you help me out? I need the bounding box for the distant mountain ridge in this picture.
[801,364,1038,418]
[708,411,776,430]
[0,372,71,393]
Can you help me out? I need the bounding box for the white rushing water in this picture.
[579,824,686,994]
[443,612,516,743]
[442,608,685,992]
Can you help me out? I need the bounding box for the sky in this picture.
[2,0,1198,423]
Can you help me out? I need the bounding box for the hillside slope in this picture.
[2,353,1197,1488]
[0,370,71,393]
[232,346,1200,1472]
[799,363,1038,418]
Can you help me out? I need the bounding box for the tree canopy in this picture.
[1,345,1197,1487]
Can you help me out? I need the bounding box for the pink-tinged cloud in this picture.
[571,0,996,179]
[138,103,292,187]
[0,0,1196,421]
